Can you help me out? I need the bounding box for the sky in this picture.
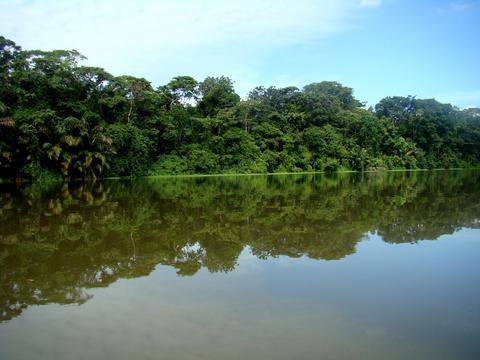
[1,0,479,108]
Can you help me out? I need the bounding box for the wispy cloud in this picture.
[360,0,382,8]
[0,0,379,91]
[449,1,474,11]
[436,1,476,14]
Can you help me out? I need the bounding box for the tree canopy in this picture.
[1,36,479,181]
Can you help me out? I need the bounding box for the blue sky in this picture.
[1,0,479,108]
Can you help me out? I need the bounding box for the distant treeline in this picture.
[1,36,479,180]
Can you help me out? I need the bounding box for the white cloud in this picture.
[449,1,473,12]
[436,1,476,14]
[360,0,382,8]
[0,0,376,91]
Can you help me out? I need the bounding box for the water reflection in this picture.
[0,171,479,321]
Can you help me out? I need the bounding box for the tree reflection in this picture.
[1,171,479,321]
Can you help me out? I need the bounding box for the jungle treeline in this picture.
[1,36,479,180]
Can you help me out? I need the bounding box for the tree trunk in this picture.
[127,99,134,123]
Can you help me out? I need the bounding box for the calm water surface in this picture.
[1,171,479,359]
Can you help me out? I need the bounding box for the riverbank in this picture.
[2,167,479,185]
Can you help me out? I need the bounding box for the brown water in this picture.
[0,171,479,359]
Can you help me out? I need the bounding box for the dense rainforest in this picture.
[1,36,479,181]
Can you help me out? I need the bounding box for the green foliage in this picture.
[105,124,152,177]
[197,76,240,117]
[148,155,190,175]
[303,81,362,109]
[322,158,341,173]
[158,75,198,109]
[1,36,479,181]
[22,159,62,183]
[185,147,219,173]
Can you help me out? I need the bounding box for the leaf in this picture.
[84,154,92,168]
[48,144,62,160]
[63,135,81,147]
[61,161,70,176]
[0,117,15,127]
[1,151,12,159]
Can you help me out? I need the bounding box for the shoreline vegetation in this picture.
[1,36,479,182]
[124,167,480,179]
[2,168,479,185]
